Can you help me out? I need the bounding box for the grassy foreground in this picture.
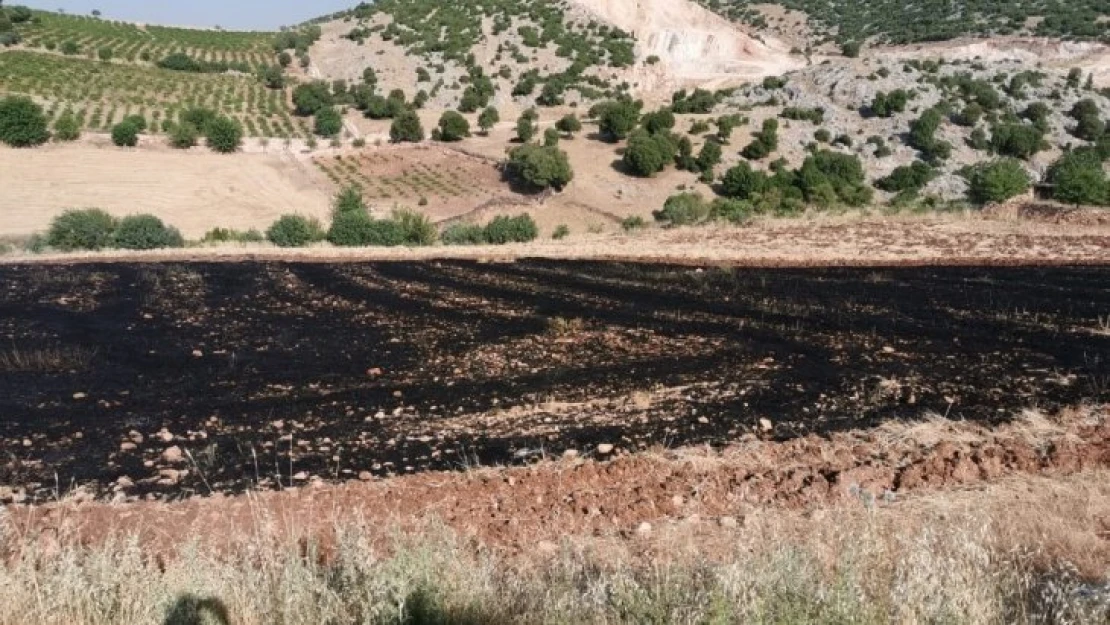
[2,472,1109,625]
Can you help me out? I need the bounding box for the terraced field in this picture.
[12,11,275,68]
[0,51,303,137]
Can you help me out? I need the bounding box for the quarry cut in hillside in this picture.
[566,0,803,89]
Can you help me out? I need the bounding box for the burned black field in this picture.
[1,260,1107,501]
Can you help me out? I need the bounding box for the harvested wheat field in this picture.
[0,144,331,238]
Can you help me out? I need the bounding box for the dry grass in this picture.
[0,345,96,373]
[1,472,1107,624]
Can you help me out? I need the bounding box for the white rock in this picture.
[597,444,615,455]
[161,446,184,463]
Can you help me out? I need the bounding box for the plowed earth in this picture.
[0,261,1107,504]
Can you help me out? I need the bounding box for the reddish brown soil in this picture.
[13,406,1109,559]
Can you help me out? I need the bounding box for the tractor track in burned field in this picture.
[0,260,1107,503]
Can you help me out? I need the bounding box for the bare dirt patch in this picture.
[0,144,331,239]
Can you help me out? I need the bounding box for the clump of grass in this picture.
[0,345,96,373]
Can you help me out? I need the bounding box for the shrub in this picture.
[870,90,909,117]
[478,106,500,134]
[121,114,147,133]
[696,139,722,172]
[60,40,79,55]
[552,224,570,240]
[876,161,936,193]
[267,215,324,247]
[314,108,343,137]
[181,108,217,133]
[814,128,831,143]
[0,96,49,147]
[989,123,1046,159]
[205,116,242,153]
[333,186,365,216]
[53,110,80,142]
[543,127,560,147]
[641,109,676,134]
[964,159,1030,205]
[954,103,984,127]
[742,119,779,160]
[689,120,711,135]
[654,193,711,225]
[506,144,573,190]
[484,214,538,244]
[781,107,825,124]
[391,208,437,245]
[841,41,862,58]
[711,198,755,224]
[390,111,424,143]
[556,114,582,136]
[201,228,264,243]
[47,209,118,251]
[437,111,470,142]
[621,216,646,231]
[113,214,184,250]
[168,123,199,149]
[327,212,404,247]
[623,129,677,176]
[441,223,487,245]
[721,162,769,200]
[111,121,140,147]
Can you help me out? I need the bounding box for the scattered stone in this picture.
[562,449,579,460]
[161,446,184,463]
[292,471,309,481]
[72,392,87,400]
[719,516,739,529]
[536,540,559,555]
[120,442,137,452]
[116,476,135,488]
[636,522,652,537]
[22,438,32,447]
[759,418,774,432]
[367,367,383,376]
[129,430,144,444]
[191,350,204,358]
[358,471,373,481]
[697,416,710,425]
[882,346,896,354]
[597,444,615,455]
[157,429,174,443]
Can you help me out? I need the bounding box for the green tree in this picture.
[436,111,470,142]
[314,107,342,137]
[52,110,80,142]
[841,41,861,58]
[292,81,333,116]
[965,159,1030,205]
[543,127,560,147]
[332,185,365,216]
[97,46,113,61]
[0,96,49,147]
[390,111,425,143]
[1047,150,1108,206]
[506,144,573,191]
[278,52,293,67]
[205,116,243,153]
[623,129,677,177]
[515,113,536,142]
[595,100,640,141]
[478,106,499,134]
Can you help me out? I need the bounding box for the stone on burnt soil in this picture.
[161,446,184,463]
[597,444,615,455]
